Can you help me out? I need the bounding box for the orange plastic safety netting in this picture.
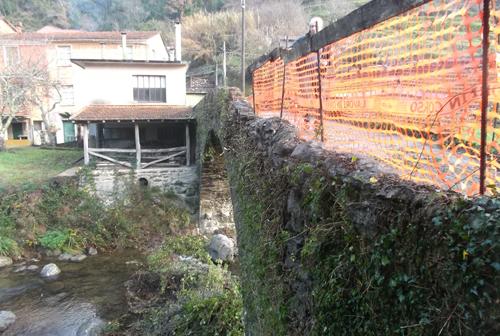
[252,0,500,196]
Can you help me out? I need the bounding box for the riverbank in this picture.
[0,171,192,261]
[0,173,244,335]
[0,250,143,335]
[103,235,244,336]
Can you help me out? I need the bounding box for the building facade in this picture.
[0,19,182,146]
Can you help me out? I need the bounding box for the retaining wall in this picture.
[200,89,500,335]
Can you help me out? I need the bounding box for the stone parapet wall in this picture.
[203,89,499,335]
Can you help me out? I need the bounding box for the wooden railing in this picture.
[88,146,188,169]
[82,122,192,169]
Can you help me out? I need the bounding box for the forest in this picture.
[0,0,368,86]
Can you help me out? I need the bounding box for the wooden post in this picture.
[95,124,101,148]
[83,124,89,165]
[135,123,141,169]
[185,123,191,166]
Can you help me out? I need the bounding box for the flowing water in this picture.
[0,250,143,336]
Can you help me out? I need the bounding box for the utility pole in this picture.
[241,0,246,94]
[215,61,219,87]
[223,41,227,87]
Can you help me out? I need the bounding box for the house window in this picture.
[3,46,19,66]
[133,75,166,103]
[60,85,74,105]
[57,46,71,66]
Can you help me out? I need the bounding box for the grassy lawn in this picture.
[0,147,83,191]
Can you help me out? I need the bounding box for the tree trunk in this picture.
[0,135,5,152]
[49,132,57,147]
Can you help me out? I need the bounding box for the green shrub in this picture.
[0,194,17,237]
[0,236,20,257]
[138,235,244,336]
[175,278,244,336]
[38,229,84,252]
[148,235,211,272]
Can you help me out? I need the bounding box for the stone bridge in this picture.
[88,88,498,335]
[193,88,499,335]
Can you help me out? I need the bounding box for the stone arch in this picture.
[198,130,235,235]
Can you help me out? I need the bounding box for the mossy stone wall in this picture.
[195,89,499,335]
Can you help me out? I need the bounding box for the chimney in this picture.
[174,20,182,62]
[15,22,23,33]
[121,32,127,60]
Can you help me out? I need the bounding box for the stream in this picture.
[0,250,143,336]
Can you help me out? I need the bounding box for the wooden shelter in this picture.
[71,105,195,169]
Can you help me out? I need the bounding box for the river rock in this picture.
[13,266,27,273]
[0,256,13,268]
[45,249,62,257]
[0,310,16,332]
[70,254,87,262]
[76,317,105,336]
[125,260,141,266]
[208,234,236,262]
[58,253,73,261]
[40,263,61,278]
[87,247,98,256]
[27,265,39,271]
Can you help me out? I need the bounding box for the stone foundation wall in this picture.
[89,166,199,214]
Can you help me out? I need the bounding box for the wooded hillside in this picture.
[0,0,369,86]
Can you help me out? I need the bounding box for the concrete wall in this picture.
[186,93,206,107]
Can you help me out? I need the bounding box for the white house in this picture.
[69,23,194,170]
[0,18,183,146]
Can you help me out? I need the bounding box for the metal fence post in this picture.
[252,76,257,113]
[316,50,325,142]
[480,0,491,195]
[280,60,286,119]
[280,39,289,119]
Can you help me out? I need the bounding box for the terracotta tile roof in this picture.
[71,105,193,121]
[0,31,159,42]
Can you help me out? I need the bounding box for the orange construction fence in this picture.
[252,0,500,196]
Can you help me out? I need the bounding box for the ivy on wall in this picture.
[197,89,499,335]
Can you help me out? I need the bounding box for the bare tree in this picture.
[0,62,60,150]
[253,0,308,47]
[30,70,61,147]
[0,63,39,151]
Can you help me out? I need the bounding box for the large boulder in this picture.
[208,234,236,262]
[0,256,13,268]
[0,311,16,332]
[40,263,61,278]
